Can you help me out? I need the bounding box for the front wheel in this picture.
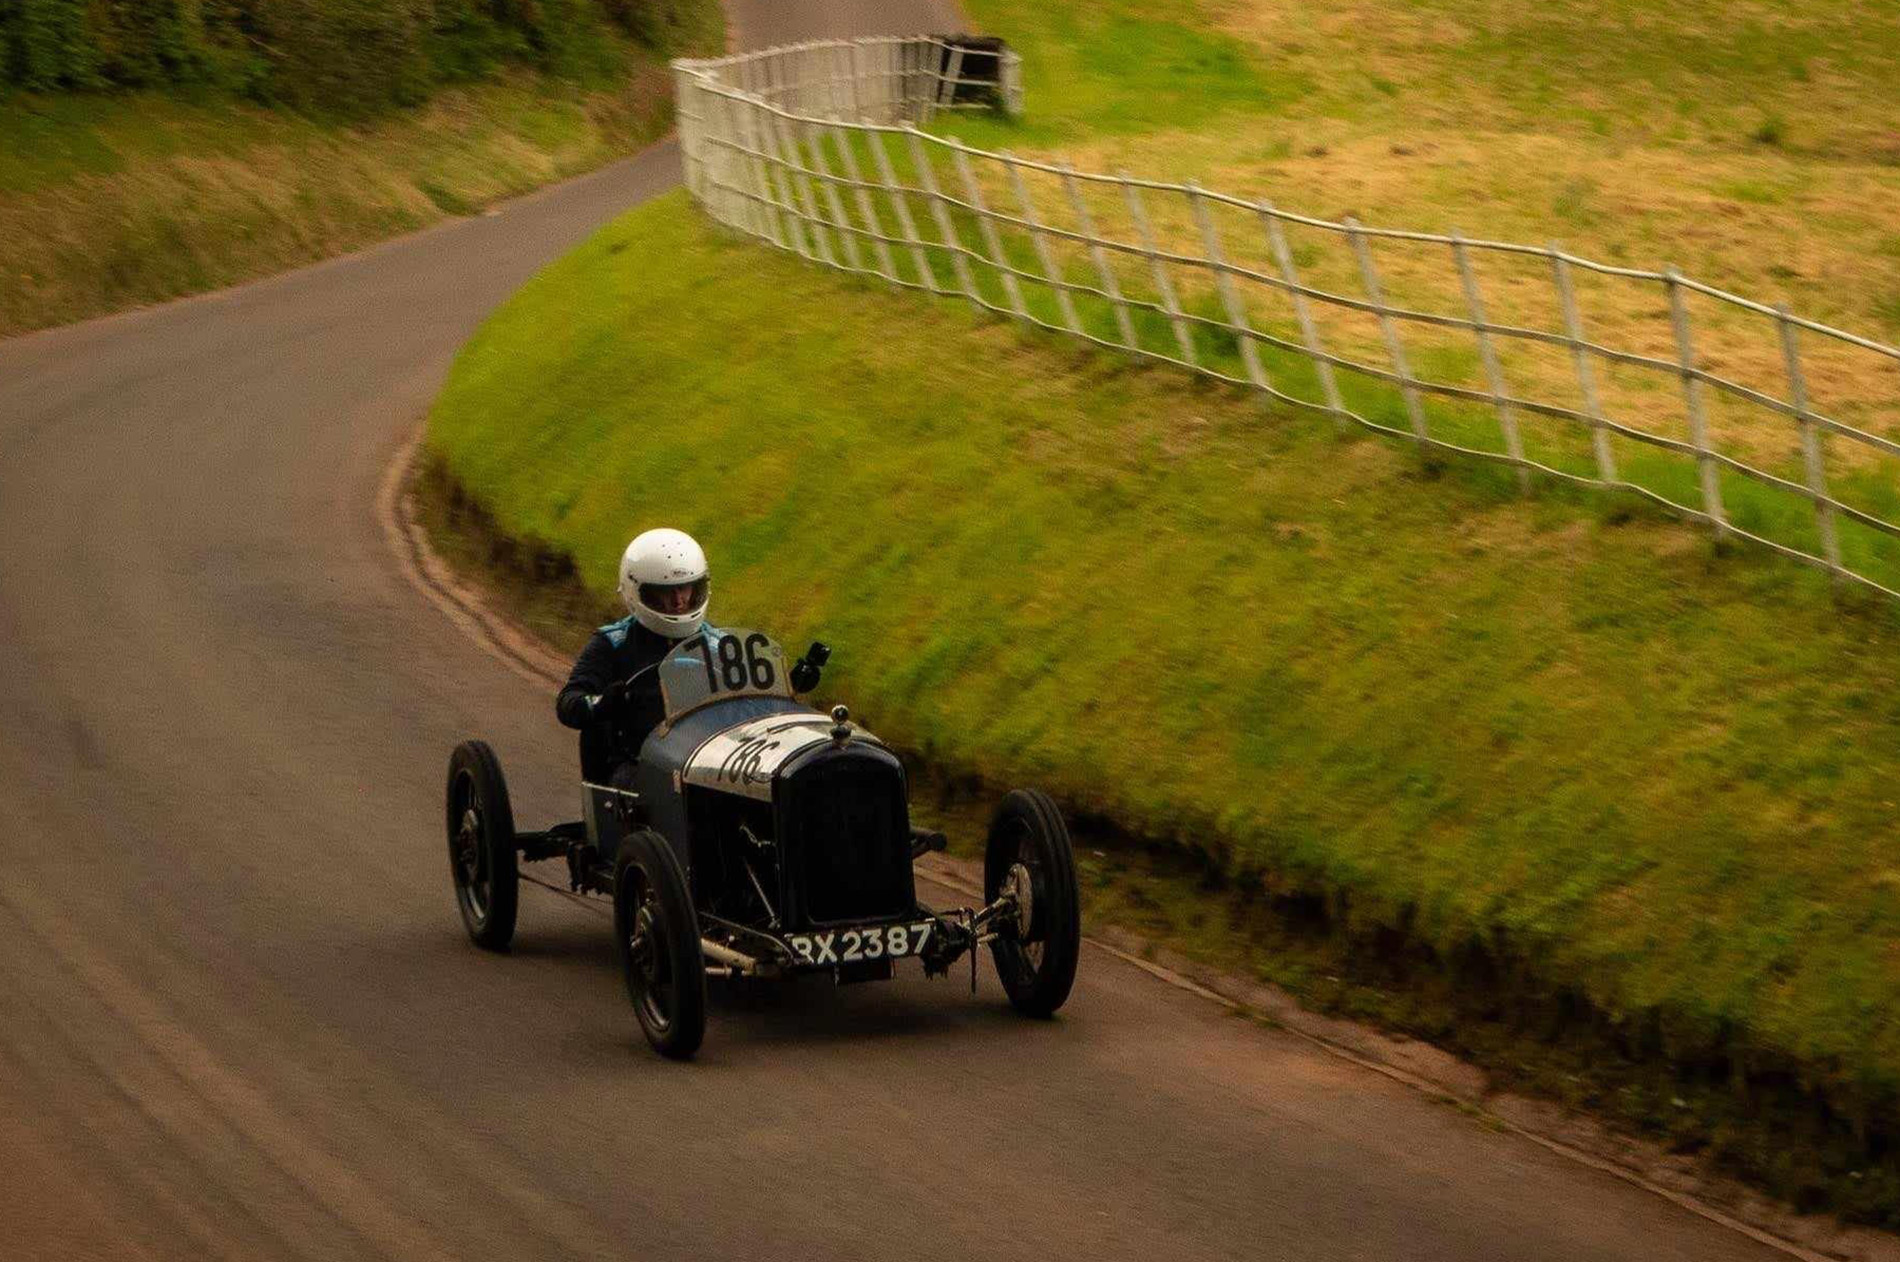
[446,740,518,951]
[985,789,1081,1017]
[614,830,706,1059]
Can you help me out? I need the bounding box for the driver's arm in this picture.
[556,633,616,730]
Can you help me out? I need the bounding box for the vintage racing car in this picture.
[444,628,1081,1058]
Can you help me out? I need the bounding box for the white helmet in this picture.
[617,529,710,639]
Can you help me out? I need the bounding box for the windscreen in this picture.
[657,628,792,722]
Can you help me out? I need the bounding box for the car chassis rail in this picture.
[695,894,1022,991]
[511,821,1023,989]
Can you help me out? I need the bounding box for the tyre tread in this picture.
[446,739,519,951]
[614,829,707,1059]
[985,788,1081,1017]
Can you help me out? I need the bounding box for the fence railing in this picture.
[673,38,1900,601]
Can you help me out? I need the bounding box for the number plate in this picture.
[783,920,935,967]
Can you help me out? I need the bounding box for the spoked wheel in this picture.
[445,740,518,951]
[985,789,1081,1017]
[614,829,706,1060]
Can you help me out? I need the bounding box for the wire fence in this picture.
[673,38,1900,601]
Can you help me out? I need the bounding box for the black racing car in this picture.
[444,627,1081,1058]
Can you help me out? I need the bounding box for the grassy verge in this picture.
[427,191,1900,1222]
[729,120,1900,594]
[0,14,720,337]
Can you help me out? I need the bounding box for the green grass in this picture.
[429,194,1900,1219]
[751,121,1900,594]
[936,4,1290,149]
[0,12,721,336]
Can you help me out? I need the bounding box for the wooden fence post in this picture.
[1189,184,1266,390]
[866,130,935,291]
[1060,163,1136,348]
[839,43,862,122]
[931,41,965,124]
[780,112,842,267]
[1549,245,1619,484]
[674,69,706,204]
[868,39,893,123]
[1778,305,1842,577]
[752,103,814,261]
[800,120,865,272]
[1346,217,1428,448]
[952,147,1027,319]
[832,125,898,284]
[718,91,766,239]
[1004,154,1082,334]
[719,93,769,245]
[1451,232,1530,491]
[901,40,919,120]
[1122,176,1197,366]
[905,127,982,309]
[1261,202,1347,433]
[1666,267,1728,537]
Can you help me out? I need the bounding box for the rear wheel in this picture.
[985,789,1081,1017]
[446,740,518,951]
[614,829,706,1059]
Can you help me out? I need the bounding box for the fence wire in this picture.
[673,38,1900,601]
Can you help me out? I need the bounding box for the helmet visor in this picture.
[638,578,708,617]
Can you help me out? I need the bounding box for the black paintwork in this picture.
[635,693,810,852]
[577,693,921,942]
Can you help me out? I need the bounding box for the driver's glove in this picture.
[790,641,830,694]
[790,659,822,694]
[591,679,635,720]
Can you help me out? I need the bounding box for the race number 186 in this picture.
[690,632,776,695]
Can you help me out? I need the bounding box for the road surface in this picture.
[0,2,1789,1258]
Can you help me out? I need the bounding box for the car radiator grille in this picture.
[784,754,913,926]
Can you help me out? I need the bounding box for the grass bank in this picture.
[759,0,1900,596]
[428,192,1900,1222]
[0,11,719,336]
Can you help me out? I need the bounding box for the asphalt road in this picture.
[0,3,1787,1259]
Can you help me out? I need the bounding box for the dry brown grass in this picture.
[951,0,1900,474]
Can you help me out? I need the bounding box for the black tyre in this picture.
[984,789,1081,1017]
[614,829,706,1059]
[446,740,519,951]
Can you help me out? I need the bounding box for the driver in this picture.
[556,528,710,785]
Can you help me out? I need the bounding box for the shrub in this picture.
[0,0,677,112]
[1750,112,1787,146]
[6,0,99,90]
[244,0,435,114]
[600,0,712,56]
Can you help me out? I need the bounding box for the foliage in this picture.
[0,0,712,115]
[0,0,720,333]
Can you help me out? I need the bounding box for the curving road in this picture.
[0,4,1791,1259]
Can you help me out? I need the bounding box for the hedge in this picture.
[1,0,696,113]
